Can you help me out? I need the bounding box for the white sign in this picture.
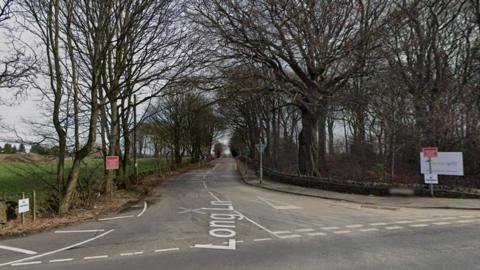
[424,174,438,184]
[255,143,266,153]
[18,198,29,213]
[420,152,464,176]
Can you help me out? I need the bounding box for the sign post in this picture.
[18,193,29,225]
[422,147,438,197]
[255,143,266,184]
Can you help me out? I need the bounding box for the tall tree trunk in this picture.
[47,0,66,205]
[298,108,318,176]
[327,112,335,156]
[317,100,327,169]
[105,100,119,197]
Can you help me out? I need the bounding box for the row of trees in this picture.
[198,1,480,186]
[1,0,220,214]
[0,143,26,153]
[141,91,224,165]
[5,0,480,214]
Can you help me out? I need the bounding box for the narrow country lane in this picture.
[0,158,479,270]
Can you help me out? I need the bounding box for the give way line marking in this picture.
[0,229,115,267]
[257,196,302,210]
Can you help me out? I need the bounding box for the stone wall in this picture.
[240,158,480,199]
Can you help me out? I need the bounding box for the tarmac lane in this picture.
[0,158,479,269]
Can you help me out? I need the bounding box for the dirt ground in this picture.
[0,153,53,163]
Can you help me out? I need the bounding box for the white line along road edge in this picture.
[54,230,105,234]
[0,229,115,267]
[137,201,148,217]
[99,215,134,221]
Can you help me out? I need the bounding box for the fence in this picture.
[0,191,37,226]
[240,157,480,199]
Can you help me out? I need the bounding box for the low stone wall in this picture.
[241,158,480,199]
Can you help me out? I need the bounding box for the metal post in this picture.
[259,150,263,184]
[32,190,36,223]
[133,94,138,185]
[428,157,434,197]
[21,192,25,225]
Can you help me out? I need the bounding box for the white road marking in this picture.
[279,234,302,239]
[0,229,115,267]
[84,255,108,260]
[385,226,403,230]
[307,232,327,236]
[194,239,236,250]
[0,245,37,255]
[177,207,206,215]
[253,238,272,242]
[154,248,180,253]
[223,240,244,244]
[137,201,148,217]
[49,258,74,263]
[208,191,223,202]
[416,219,434,222]
[120,251,143,256]
[433,222,451,225]
[273,230,291,234]
[345,224,364,228]
[296,228,315,232]
[203,180,208,189]
[99,215,134,221]
[410,224,429,227]
[333,230,352,234]
[438,217,455,220]
[459,215,475,219]
[321,226,341,230]
[11,261,42,266]
[457,220,474,223]
[257,196,301,210]
[234,211,279,238]
[359,228,379,232]
[394,220,413,224]
[370,222,388,226]
[54,230,105,234]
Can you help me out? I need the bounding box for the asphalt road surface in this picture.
[1,158,479,269]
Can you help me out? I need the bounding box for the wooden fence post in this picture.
[21,192,25,225]
[32,190,36,223]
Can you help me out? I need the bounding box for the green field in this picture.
[0,158,185,201]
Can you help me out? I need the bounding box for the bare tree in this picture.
[193,0,389,175]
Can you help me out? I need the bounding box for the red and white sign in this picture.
[106,156,119,170]
[422,147,438,158]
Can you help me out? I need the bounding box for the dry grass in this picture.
[0,161,211,239]
[0,196,133,238]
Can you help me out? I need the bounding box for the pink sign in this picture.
[106,156,119,170]
[422,147,438,158]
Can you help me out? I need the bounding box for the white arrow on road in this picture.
[257,196,302,210]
